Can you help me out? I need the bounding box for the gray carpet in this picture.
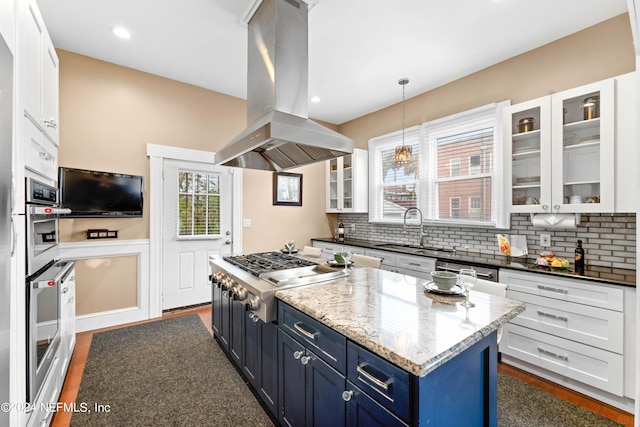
[498,372,624,427]
[71,313,623,427]
[70,314,273,427]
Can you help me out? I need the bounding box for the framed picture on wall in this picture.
[273,172,302,206]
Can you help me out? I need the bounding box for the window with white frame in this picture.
[368,102,508,227]
[368,126,421,221]
[449,197,461,218]
[469,155,481,175]
[449,158,461,177]
[177,171,221,236]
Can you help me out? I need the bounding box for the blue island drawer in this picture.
[278,302,346,374]
[347,341,411,422]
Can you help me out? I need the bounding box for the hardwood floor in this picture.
[51,305,634,427]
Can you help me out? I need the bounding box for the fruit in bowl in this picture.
[536,252,569,269]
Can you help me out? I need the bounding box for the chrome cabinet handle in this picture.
[537,310,568,322]
[293,322,319,340]
[342,390,353,401]
[293,350,303,360]
[408,262,421,267]
[537,347,568,361]
[537,284,568,294]
[300,356,311,365]
[356,363,392,391]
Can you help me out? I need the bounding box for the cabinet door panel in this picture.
[211,284,222,337]
[345,382,407,427]
[243,311,259,387]
[306,355,345,427]
[259,321,279,415]
[229,298,244,367]
[278,330,307,427]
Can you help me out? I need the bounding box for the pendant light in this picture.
[394,77,413,165]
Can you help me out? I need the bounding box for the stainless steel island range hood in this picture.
[215,0,353,171]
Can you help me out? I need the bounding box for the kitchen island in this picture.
[274,266,525,426]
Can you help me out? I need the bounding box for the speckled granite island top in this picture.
[276,267,525,377]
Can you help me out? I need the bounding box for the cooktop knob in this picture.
[234,286,248,301]
[244,296,260,311]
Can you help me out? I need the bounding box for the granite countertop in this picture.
[312,237,636,287]
[275,267,525,377]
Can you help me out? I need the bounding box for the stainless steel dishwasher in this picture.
[435,260,499,282]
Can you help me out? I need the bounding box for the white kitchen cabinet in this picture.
[505,78,615,214]
[59,263,76,377]
[20,0,59,145]
[312,241,364,261]
[24,117,57,182]
[326,148,368,213]
[613,72,636,213]
[313,242,435,279]
[499,270,635,412]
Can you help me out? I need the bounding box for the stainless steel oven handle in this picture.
[31,261,75,289]
[10,217,16,257]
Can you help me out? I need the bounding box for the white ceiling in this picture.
[37,0,628,125]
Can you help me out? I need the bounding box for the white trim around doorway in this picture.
[147,144,243,318]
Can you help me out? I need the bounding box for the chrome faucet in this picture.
[403,208,430,247]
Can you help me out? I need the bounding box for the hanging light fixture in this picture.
[394,77,413,165]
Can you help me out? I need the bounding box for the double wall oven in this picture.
[25,178,72,403]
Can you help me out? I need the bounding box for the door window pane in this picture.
[178,171,221,237]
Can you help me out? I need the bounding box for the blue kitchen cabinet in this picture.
[278,329,346,427]
[229,297,244,367]
[344,383,407,427]
[244,313,279,416]
[258,320,279,415]
[211,278,230,352]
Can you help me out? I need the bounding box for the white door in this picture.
[162,159,233,310]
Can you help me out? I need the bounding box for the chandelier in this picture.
[394,77,413,165]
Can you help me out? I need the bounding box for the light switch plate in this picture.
[540,234,551,247]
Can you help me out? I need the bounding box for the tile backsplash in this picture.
[338,213,636,270]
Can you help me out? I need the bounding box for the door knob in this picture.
[225,240,231,245]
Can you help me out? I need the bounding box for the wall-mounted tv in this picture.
[58,167,144,218]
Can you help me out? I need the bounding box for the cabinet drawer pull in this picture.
[293,350,303,360]
[537,310,568,322]
[536,284,568,294]
[356,363,393,391]
[342,390,353,402]
[293,322,319,340]
[537,347,568,361]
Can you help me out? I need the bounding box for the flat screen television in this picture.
[58,167,144,218]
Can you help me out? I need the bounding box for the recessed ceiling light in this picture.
[310,96,321,103]
[110,26,131,40]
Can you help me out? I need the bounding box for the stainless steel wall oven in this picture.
[24,178,70,403]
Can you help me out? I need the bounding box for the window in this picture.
[368,102,509,227]
[450,197,460,218]
[368,126,421,221]
[178,171,221,236]
[449,158,461,177]
[469,196,481,210]
[469,155,481,175]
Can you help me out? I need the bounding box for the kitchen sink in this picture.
[374,243,453,255]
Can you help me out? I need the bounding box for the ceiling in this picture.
[37,0,628,125]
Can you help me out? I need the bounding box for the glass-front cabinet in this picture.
[326,148,368,213]
[505,78,615,213]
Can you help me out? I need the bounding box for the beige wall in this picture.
[57,14,634,316]
[339,14,635,149]
[75,256,137,315]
